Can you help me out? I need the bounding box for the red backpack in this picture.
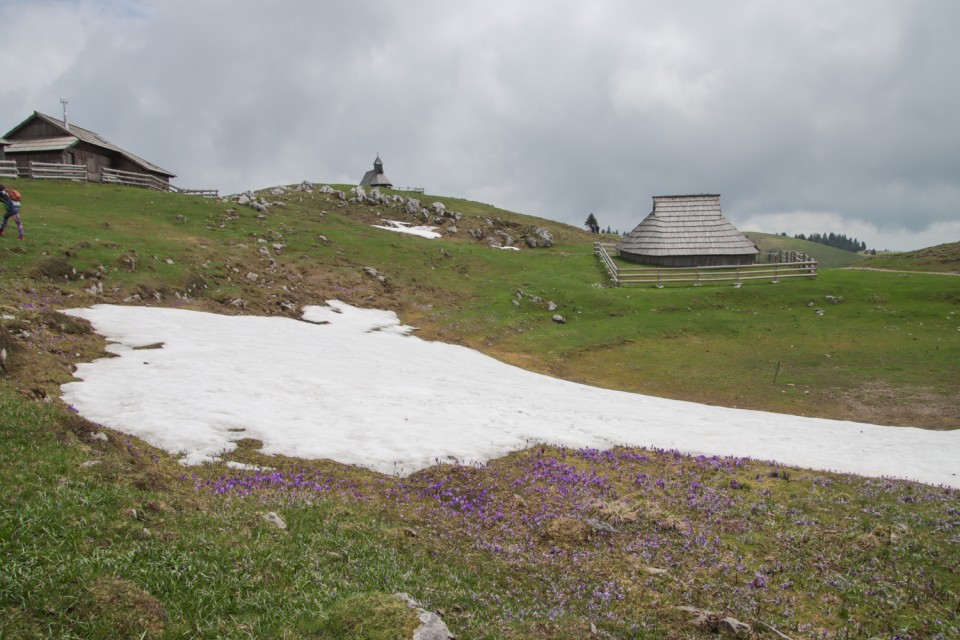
[5,188,21,202]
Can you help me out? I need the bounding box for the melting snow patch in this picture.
[59,303,960,486]
[371,220,441,239]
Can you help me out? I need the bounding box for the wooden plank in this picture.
[0,160,17,178]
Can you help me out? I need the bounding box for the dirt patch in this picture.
[82,576,166,639]
[543,516,592,545]
[823,380,960,430]
[33,257,79,281]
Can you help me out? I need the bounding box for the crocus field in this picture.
[193,445,959,638]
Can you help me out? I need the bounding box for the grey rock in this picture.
[720,617,751,636]
[585,517,617,533]
[405,197,422,215]
[394,593,454,640]
[263,512,287,530]
[531,227,554,248]
[552,315,566,324]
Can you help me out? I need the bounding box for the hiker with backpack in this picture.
[0,184,24,239]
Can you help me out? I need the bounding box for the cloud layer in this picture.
[2,0,958,250]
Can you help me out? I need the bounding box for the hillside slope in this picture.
[745,231,866,268]
[1,179,958,640]
[1,179,958,429]
[851,241,960,273]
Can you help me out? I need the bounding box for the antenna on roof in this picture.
[60,98,69,131]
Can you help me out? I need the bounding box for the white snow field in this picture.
[371,220,442,239]
[61,302,959,487]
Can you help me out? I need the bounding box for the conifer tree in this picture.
[584,213,600,234]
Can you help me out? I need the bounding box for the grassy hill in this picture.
[745,231,867,268]
[852,241,960,273]
[1,179,958,639]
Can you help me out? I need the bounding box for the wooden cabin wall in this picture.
[620,253,758,268]
[11,119,64,139]
[8,151,66,175]
[68,144,110,181]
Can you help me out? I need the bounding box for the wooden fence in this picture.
[101,168,217,197]
[0,161,218,198]
[594,243,817,287]
[27,161,86,180]
[0,160,18,179]
[101,167,172,191]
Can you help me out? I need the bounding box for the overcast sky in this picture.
[2,0,959,250]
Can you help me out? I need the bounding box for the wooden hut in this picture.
[617,194,759,267]
[0,137,7,160]
[2,111,175,184]
[359,155,393,188]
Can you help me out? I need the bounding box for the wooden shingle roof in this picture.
[617,194,758,257]
[360,155,392,188]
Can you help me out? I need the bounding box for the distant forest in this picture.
[779,232,868,253]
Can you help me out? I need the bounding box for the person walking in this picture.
[0,184,24,239]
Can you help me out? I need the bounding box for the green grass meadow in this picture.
[0,179,958,638]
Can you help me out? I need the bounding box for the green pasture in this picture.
[0,179,958,638]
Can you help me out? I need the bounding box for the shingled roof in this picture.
[617,194,759,267]
[3,111,175,178]
[359,155,392,188]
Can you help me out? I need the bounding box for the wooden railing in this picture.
[100,168,220,198]
[594,243,818,287]
[0,160,18,179]
[28,161,86,180]
[178,188,219,198]
[102,168,218,198]
[0,162,218,198]
[102,167,172,191]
